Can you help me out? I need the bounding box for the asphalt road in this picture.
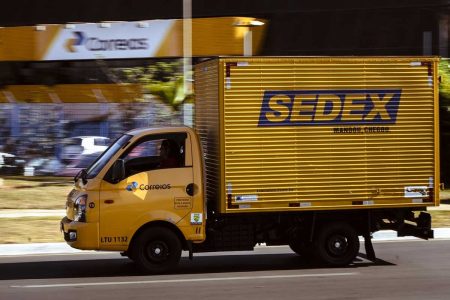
[1,240,450,300]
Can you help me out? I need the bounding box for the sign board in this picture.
[44,21,175,60]
[0,17,266,61]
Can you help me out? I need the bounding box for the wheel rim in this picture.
[326,234,349,257]
[145,240,170,264]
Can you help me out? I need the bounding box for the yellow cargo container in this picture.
[195,56,440,214]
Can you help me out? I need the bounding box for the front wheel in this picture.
[313,222,360,267]
[132,227,182,274]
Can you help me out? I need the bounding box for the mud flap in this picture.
[187,240,193,260]
[363,233,376,261]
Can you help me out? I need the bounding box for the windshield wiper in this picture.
[74,169,88,185]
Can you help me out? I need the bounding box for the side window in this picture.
[120,133,186,178]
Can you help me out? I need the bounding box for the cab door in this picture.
[98,132,194,250]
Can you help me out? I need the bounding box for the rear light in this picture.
[74,195,88,222]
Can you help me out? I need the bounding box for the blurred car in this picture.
[0,152,25,175]
[24,157,64,176]
[23,157,48,176]
[57,152,103,177]
[0,152,15,165]
[61,136,110,162]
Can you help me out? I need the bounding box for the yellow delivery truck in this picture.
[61,57,440,273]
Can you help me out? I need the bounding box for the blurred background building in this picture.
[0,0,448,184]
[0,0,447,56]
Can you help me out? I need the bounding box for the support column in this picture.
[3,91,19,139]
[423,31,432,55]
[439,13,449,57]
[183,0,193,126]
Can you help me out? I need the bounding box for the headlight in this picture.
[74,195,88,222]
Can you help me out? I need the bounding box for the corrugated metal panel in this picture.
[194,60,223,212]
[216,57,439,213]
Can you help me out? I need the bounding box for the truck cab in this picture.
[61,126,206,272]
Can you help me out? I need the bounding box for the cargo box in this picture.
[194,57,439,214]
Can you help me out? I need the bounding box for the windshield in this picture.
[85,134,132,179]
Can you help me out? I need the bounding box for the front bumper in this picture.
[60,216,99,250]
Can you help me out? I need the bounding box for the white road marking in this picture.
[11,272,358,288]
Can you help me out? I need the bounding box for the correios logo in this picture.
[65,31,149,53]
[126,182,171,192]
[65,32,85,53]
[126,182,139,192]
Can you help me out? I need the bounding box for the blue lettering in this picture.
[258,89,401,127]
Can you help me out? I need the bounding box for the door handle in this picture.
[104,199,114,204]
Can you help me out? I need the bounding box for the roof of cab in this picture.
[126,126,194,138]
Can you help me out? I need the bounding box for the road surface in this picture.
[1,240,449,299]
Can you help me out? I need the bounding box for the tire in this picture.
[288,238,314,259]
[313,222,360,267]
[120,251,134,261]
[132,227,182,274]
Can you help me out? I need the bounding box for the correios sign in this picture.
[33,17,266,60]
[66,31,149,52]
[45,21,174,60]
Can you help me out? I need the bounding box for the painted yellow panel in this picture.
[6,85,53,102]
[35,25,61,60]
[0,25,59,60]
[195,57,439,214]
[192,17,265,56]
[0,27,35,60]
[0,90,11,103]
[0,84,141,103]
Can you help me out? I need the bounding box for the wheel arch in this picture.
[311,210,374,237]
[128,221,188,254]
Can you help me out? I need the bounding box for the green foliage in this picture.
[147,61,183,83]
[439,59,450,106]
[439,59,450,124]
[148,77,187,111]
[120,60,192,111]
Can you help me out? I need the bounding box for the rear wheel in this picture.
[313,222,360,267]
[288,237,314,259]
[132,227,182,273]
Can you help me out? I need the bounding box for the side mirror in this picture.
[111,159,125,183]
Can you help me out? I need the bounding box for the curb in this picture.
[370,227,450,241]
[0,243,86,256]
[0,210,65,218]
[0,228,449,257]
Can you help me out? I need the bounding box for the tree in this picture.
[122,60,192,111]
